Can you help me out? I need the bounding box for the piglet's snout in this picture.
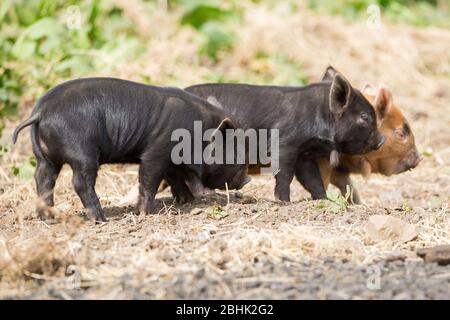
[411,149,423,169]
[373,134,385,151]
[415,155,423,167]
[233,173,252,190]
[398,148,422,173]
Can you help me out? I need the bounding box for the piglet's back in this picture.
[35,78,212,164]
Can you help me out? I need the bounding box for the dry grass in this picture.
[0,2,449,299]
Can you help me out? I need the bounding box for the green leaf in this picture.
[55,55,93,75]
[0,143,10,155]
[326,189,348,213]
[0,0,12,26]
[402,201,413,213]
[26,18,60,39]
[87,0,103,45]
[11,156,36,180]
[421,147,433,157]
[200,22,235,60]
[12,40,36,60]
[12,17,62,60]
[181,3,234,29]
[429,196,443,210]
[269,54,308,86]
[208,204,229,220]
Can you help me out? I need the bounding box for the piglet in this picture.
[13,78,250,221]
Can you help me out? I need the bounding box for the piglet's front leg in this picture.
[165,174,195,204]
[186,173,215,197]
[274,163,296,202]
[137,160,166,214]
[295,159,327,200]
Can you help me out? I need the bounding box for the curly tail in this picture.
[12,113,40,144]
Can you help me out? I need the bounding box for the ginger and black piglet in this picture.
[314,66,422,203]
[13,78,250,221]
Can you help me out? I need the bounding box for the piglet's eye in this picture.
[360,114,369,121]
[395,123,411,141]
[394,128,406,140]
[357,113,369,125]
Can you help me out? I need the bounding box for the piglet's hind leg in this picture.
[71,162,106,222]
[35,158,61,218]
[274,152,297,202]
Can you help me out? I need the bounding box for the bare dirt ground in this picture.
[1,4,449,299]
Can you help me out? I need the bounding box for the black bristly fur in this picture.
[186,79,384,201]
[13,78,250,221]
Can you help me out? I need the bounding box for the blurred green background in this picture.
[0,0,449,138]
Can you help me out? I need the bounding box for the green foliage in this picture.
[0,0,145,137]
[421,147,433,157]
[309,0,372,19]
[202,72,232,83]
[11,156,37,180]
[208,204,229,219]
[0,0,447,139]
[0,67,21,120]
[314,189,349,213]
[251,52,308,85]
[181,2,234,29]
[0,142,11,156]
[308,0,450,28]
[429,196,444,210]
[180,1,239,60]
[402,201,413,213]
[199,22,235,60]
[326,189,349,213]
[384,1,449,28]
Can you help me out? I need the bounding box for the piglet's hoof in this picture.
[348,195,361,205]
[36,207,55,221]
[175,198,190,205]
[138,202,157,215]
[175,193,195,205]
[201,188,216,196]
[274,192,290,203]
[139,210,158,215]
[85,209,107,223]
[275,199,291,204]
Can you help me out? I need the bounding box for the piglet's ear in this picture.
[321,65,338,81]
[373,88,393,125]
[210,118,234,142]
[361,83,377,96]
[329,73,352,116]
